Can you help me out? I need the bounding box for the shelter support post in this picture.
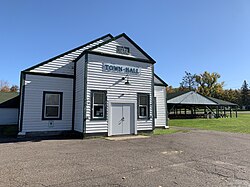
[236,106,238,118]
[216,106,219,118]
[230,107,232,118]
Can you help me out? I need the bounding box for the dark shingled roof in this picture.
[0,92,20,108]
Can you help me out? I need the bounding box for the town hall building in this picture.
[18,33,168,137]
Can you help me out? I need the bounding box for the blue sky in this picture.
[1,0,250,89]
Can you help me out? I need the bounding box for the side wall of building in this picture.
[154,85,167,128]
[20,74,73,133]
[0,108,18,125]
[74,55,85,132]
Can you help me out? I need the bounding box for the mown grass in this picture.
[170,113,250,134]
[153,128,189,135]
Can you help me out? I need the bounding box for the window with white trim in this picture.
[91,91,106,120]
[42,92,62,120]
[138,93,150,119]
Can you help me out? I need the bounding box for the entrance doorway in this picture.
[111,103,134,135]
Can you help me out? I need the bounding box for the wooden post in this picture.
[224,107,226,117]
[230,107,232,118]
[185,107,187,115]
[236,106,238,118]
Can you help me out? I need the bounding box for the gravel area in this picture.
[0,130,250,187]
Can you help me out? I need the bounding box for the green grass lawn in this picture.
[153,128,188,135]
[170,113,250,134]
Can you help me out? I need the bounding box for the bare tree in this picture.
[0,80,10,92]
[180,71,197,91]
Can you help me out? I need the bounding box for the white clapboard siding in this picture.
[74,55,85,132]
[21,74,73,132]
[29,36,112,75]
[154,85,167,128]
[85,54,153,133]
[0,108,18,125]
[92,36,149,60]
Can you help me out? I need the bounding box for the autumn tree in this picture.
[179,71,197,91]
[221,89,241,105]
[0,80,10,92]
[10,85,19,92]
[166,85,179,94]
[0,80,19,92]
[195,71,224,98]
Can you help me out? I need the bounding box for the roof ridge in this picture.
[178,91,193,104]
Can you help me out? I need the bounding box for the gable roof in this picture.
[24,34,113,73]
[154,74,168,86]
[87,33,156,64]
[167,91,238,106]
[167,91,217,106]
[167,91,190,100]
[24,33,156,74]
[0,92,20,108]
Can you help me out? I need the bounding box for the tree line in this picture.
[0,80,19,92]
[167,71,250,109]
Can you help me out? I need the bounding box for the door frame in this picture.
[108,100,137,136]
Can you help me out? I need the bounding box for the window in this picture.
[91,90,107,120]
[116,46,130,55]
[138,93,150,119]
[154,97,157,118]
[42,92,62,120]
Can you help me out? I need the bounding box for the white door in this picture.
[111,103,134,135]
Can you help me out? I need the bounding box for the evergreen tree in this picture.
[241,80,249,108]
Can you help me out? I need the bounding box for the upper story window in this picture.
[91,90,107,120]
[42,91,62,120]
[138,93,150,119]
[116,46,130,55]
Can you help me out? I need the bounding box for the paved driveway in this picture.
[0,130,250,187]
